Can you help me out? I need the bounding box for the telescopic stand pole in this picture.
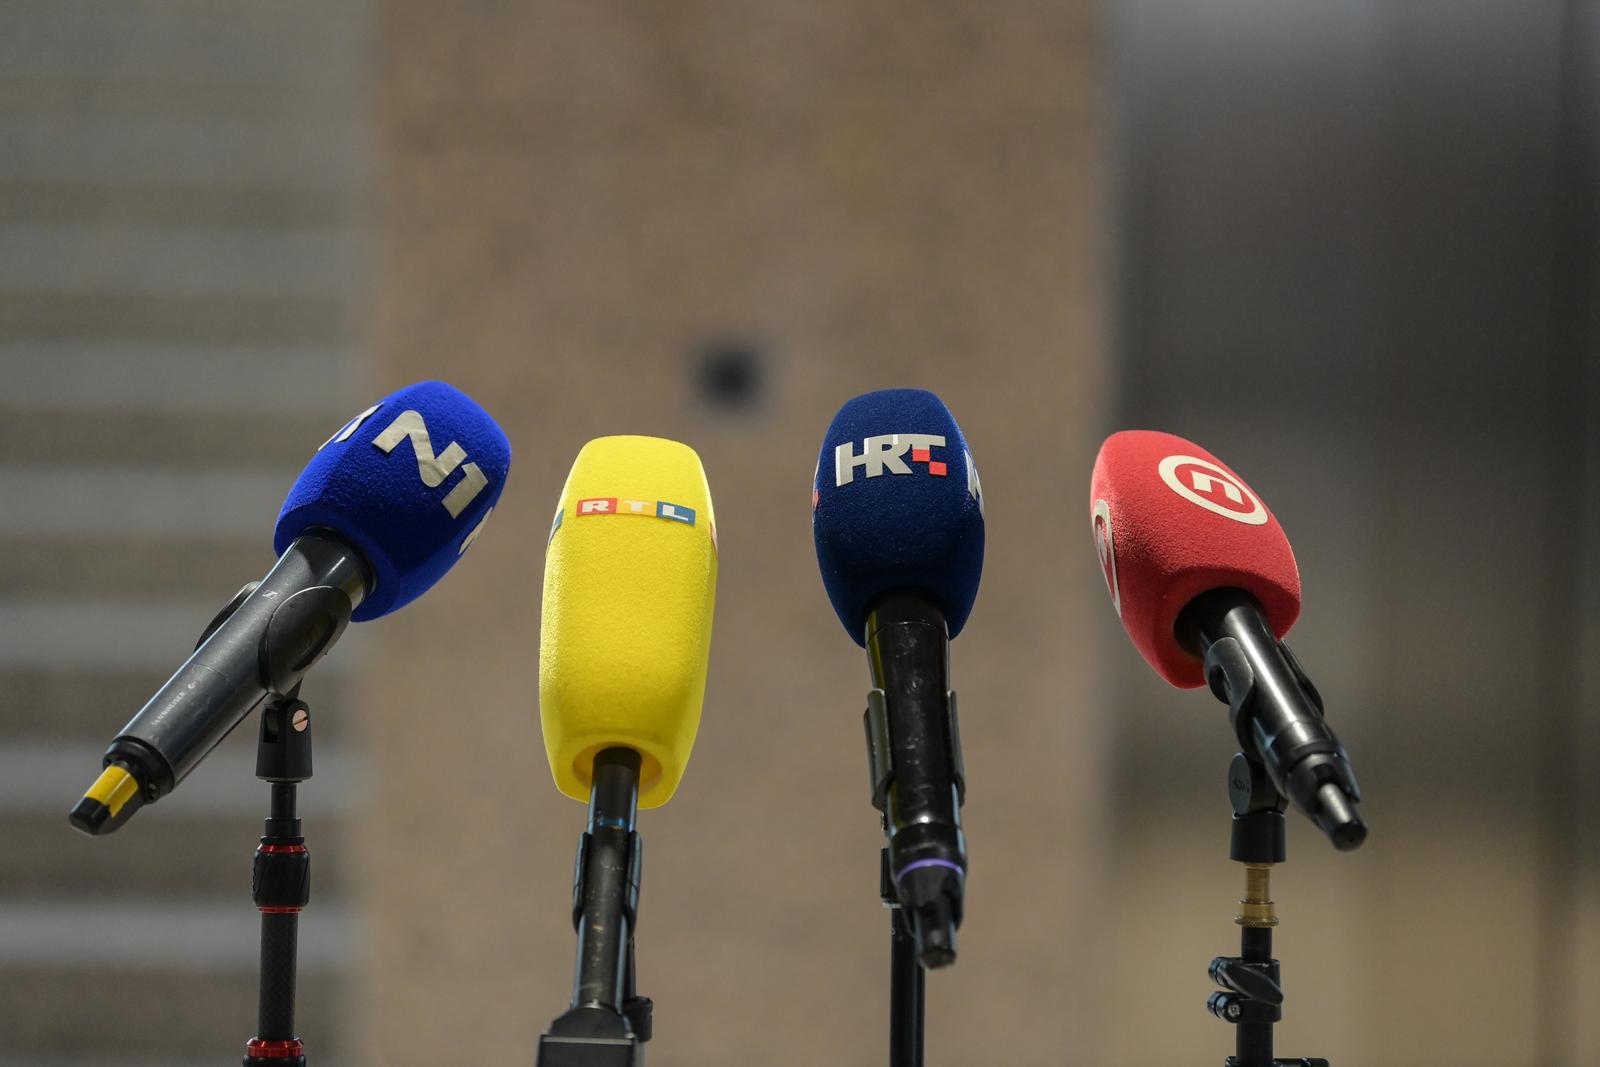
[883,849,925,1067]
[1205,753,1328,1067]
[538,747,651,1067]
[243,691,313,1067]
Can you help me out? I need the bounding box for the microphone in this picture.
[69,380,511,836]
[812,388,983,968]
[1089,429,1366,849]
[537,435,716,1054]
[539,434,718,810]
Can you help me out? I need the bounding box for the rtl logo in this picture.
[549,496,716,554]
[575,497,697,525]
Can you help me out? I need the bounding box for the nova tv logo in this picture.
[833,433,983,511]
[1157,454,1266,525]
[326,402,496,552]
[1091,498,1120,616]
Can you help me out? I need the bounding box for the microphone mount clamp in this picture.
[1205,751,1331,1067]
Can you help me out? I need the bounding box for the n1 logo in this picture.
[1157,454,1267,525]
[1091,498,1120,616]
[326,402,493,523]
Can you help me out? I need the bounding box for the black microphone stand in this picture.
[864,682,965,1067]
[1199,630,1334,1067]
[538,747,652,1066]
[1204,751,1327,1067]
[243,690,313,1067]
[172,582,318,1066]
[883,849,925,1067]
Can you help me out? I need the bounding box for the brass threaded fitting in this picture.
[1235,863,1279,928]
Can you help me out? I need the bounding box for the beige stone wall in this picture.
[361,3,1106,1064]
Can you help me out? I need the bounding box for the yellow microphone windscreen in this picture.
[539,436,718,808]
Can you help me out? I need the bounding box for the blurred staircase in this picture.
[0,2,369,1062]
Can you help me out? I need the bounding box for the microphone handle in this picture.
[94,532,368,817]
[1179,588,1366,850]
[572,747,642,1013]
[865,590,967,967]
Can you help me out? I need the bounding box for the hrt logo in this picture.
[326,402,496,553]
[835,433,948,485]
[1091,498,1120,616]
[1157,454,1267,525]
[833,433,984,514]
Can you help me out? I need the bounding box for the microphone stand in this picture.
[1204,751,1328,1067]
[538,747,652,1066]
[883,849,925,1067]
[168,583,317,1067]
[244,691,313,1067]
[1199,632,1332,1067]
[864,682,965,1067]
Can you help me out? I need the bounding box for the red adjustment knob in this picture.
[253,843,310,913]
[245,1036,305,1060]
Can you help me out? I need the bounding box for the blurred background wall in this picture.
[0,2,1594,1067]
[0,4,370,1065]
[359,3,1104,1065]
[1109,1,1598,1064]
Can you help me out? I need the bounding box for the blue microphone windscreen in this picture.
[812,389,985,645]
[274,380,512,621]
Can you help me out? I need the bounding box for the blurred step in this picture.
[0,812,353,897]
[0,0,365,89]
[0,897,352,970]
[0,539,280,600]
[0,113,360,189]
[0,467,297,539]
[0,180,347,229]
[0,80,354,122]
[0,409,340,467]
[0,224,357,299]
[0,669,350,739]
[0,291,347,345]
[0,964,347,1062]
[0,344,357,414]
[0,597,368,672]
[0,739,359,818]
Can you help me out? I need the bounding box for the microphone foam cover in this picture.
[1090,430,1300,688]
[274,380,511,622]
[539,436,718,808]
[813,389,985,645]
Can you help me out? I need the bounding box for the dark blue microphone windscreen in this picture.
[274,380,512,621]
[812,389,985,645]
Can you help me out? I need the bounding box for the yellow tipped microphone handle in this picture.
[69,533,368,836]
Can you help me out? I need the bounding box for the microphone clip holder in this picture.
[538,747,651,1067]
[1187,591,1365,851]
[1205,752,1329,1067]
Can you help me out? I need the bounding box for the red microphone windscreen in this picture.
[1089,430,1301,688]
